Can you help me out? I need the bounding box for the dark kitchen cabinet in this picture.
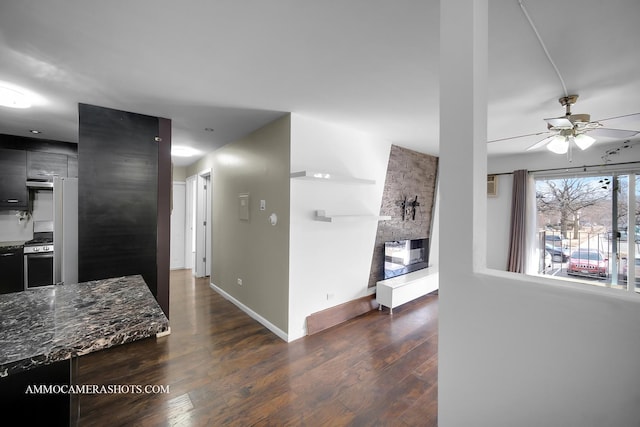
[0,148,28,210]
[1,359,70,425]
[27,150,68,180]
[0,246,24,294]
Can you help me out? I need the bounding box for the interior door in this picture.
[185,175,196,270]
[195,170,211,278]
[205,174,212,277]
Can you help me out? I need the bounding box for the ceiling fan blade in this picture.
[596,112,640,122]
[588,128,639,138]
[526,135,555,151]
[487,131,550,143]
[544,117,573,129]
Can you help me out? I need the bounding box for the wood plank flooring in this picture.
[76,269,438,426]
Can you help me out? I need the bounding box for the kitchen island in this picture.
[0,275,169,425]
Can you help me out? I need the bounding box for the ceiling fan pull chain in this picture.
[567,142,573,162]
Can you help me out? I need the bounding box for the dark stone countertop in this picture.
[0,275,169,377]
[0,241,25,252]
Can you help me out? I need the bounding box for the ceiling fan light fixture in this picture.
[574,133,596,150]
[545,117,573,129]
[547,135,569,154]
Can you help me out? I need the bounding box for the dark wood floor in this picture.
[76,269,438,426]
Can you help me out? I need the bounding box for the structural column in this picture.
[438,0,488,425]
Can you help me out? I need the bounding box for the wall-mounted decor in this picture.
[396,195,420,221]
[487,174,497,197]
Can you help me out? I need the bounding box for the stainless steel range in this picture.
[24,221,54,289]
[23,178,79,290]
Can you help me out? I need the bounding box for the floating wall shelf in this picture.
[314,210,391,223]
[290,170,376,185]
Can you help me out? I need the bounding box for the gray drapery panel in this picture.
[507,169,528,273]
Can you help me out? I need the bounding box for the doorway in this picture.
[185,175,196,271]
[193,170,211,278]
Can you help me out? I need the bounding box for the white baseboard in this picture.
[209,281,289,342]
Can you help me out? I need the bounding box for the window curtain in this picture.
[507,169,528,273]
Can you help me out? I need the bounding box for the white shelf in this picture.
[314,210,391,222]
[290,170,376,185]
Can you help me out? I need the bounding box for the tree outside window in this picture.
[536,177,610,239]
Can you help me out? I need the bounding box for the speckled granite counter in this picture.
[0,241,25,252]
[0,275,169,377]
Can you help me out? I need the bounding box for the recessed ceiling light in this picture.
[171,146,201,157]
[0,85,32,109]
[29,129,42,134]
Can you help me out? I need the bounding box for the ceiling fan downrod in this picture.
[559,94,579,116]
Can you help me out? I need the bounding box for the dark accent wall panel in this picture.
[367,145,439,288]
[156,118,171,317]
[78,104,162,309]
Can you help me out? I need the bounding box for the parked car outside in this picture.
[545,234,569,248]
[567,250,608,278]
[545,243,570,262]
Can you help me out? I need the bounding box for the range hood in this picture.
[26,180,54,189]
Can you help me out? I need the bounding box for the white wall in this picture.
[170,181,186,269]
[440,2,640,425]
[289,113,391,341]
[450,272,640,427]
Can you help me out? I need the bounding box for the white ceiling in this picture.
[0,0,639,167]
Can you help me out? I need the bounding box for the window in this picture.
[534,172,640,293]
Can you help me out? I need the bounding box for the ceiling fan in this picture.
[525,95,639,155]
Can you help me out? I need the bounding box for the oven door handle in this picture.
[25,252,54,258]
